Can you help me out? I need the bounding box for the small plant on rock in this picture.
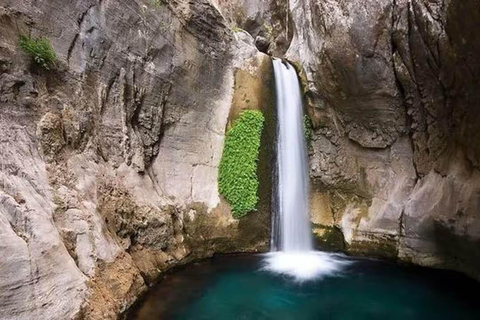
[264,24,273,37]
[304,114,313,147]
[218,110,265,218]
[19,35,57,70]
[232,26,243,33]
[150,0,163,7]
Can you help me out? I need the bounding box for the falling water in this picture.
[263,59,349,281]
[272,59,313,252]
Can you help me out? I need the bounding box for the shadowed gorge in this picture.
[0,0,479,319]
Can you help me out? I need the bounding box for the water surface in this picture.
[127,254,480,320]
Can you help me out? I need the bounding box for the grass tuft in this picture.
[19,35,56,70]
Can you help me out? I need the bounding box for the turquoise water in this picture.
[128,254,480,320]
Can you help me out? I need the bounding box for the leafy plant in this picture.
[304,114,313,147]
[19,35,56,70]
[219,110,265,218]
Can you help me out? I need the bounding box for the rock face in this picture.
[212,0,293,56]
[1,0,480,318]
[0,1,273,319]
[287,0,480,280]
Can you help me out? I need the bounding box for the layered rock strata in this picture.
[287,0,480,280]
[0,1,273,319]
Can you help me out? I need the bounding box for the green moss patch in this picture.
[312,224,346,252]
[150,0,164,7]
[19,35,56,70]
[219,110,265,218]
[348,239,399,260]
[304,114,313,147]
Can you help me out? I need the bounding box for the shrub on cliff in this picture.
[19,35,56,70]
[219,110,265,218]
[304,114,313,147]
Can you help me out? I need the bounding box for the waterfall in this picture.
[272,59,313,252]
[263,59,349,281]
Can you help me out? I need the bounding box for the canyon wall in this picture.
[213,0,293,56]
[0,0,273,319]
[1,0,480,319]
[286,0,480,280]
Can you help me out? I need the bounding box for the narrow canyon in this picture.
[0,0,479,319]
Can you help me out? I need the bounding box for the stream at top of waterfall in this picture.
[125,253,480,320]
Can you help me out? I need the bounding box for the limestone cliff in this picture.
[286,0,480,280]
[0,0,273,319]
[212,0,293,56]
[1,0,480,319]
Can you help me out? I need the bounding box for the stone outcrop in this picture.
[212,0,293,56]
[0,1,273,319]
[287,0,480,280]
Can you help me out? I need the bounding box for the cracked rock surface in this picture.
[0,1,272,319]
[1,0,480,318]
[287,0,480,280]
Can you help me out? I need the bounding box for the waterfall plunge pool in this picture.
[126,253,480,320]
[127,60,480,320]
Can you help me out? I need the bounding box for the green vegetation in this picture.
[19,35,56,70]
[312,224,346,251]
[150,0,163,6]
[303,114,313,147]
[232,26,243,33]
[219,110,265,218]
[264,24,273,37]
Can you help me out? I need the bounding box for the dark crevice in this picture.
[391,32,420,180]
[66,33,79,65]
[399,209,405,237]
[8,220,29,244]
[149,83,172,166]
[101,71,120,115]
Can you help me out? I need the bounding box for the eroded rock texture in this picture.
[213,0,293,56]
[1,0,480,318]
[287,0,480,279]
[0,1,272,319]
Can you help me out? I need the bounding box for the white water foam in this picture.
[263,251,351,282]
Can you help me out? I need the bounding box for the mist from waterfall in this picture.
[263,59,349,281]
